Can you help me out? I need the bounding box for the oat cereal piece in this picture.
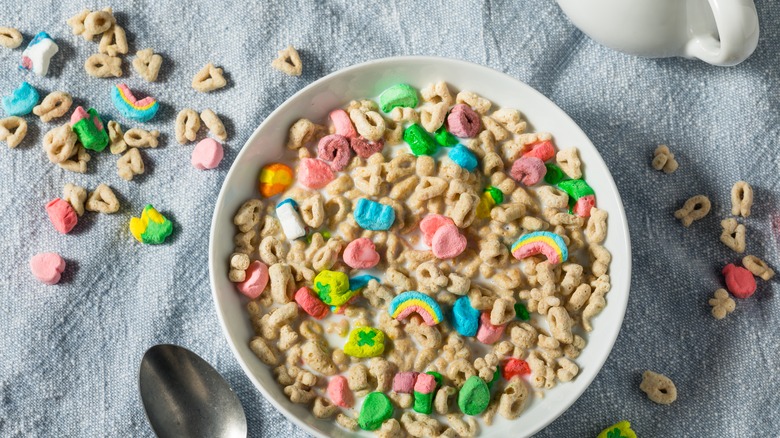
[249,337,278,366]
[421,81,454,107]
[709,288,736,320]
[446,414,478,437]
[268,263,295,304]
[349,108,386,142]
[83,9,115,39]
[192,63,227,92]
[33,91,72,123]
[175,108,200,144]
[537,186,569,209]
[585,208,608,244]
[66,9,90,36]
[85,184,119,214]
[674,195,711,227]
[228,252,250,283]
[200,109,228,141]
[434,385,457,415]
[271,45,303,76]
[498,377,530,420]
[84,53,122,78]
[420,103,448,133]
[117,148,144,181]
[0,27,22,49]
[57,145,91,174]
[0,116,27,148]
[335,413,358,431]
[720,218,746,253]
[124,128,160,148]
[556,147,582,179]
[556,357,579,382]
[133,48,163,82]
[390,106,419,124]
[106,121,126,154]
[742,255,774,280]
[456,90,491,114]
[492,108,527,134]
[652,145,679,173]
[233,199,263,233]
[43,124,78,163]
[286,118,325,150]
[98,24,128,56]
[640,370,677,404]
[547,306,574,344]
[730,181,753,217]
[62,183,87,216]
[312,396,338,419]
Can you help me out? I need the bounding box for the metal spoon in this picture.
[139,344,247,438]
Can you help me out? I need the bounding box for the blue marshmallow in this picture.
[349,274,380,291]
[451,296,480,337]
[2,82,39,116]
[354,198,395,231]
[448,144,478,171]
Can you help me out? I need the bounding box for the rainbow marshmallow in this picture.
[510,231,568,265]
[111,83,159,122]
[388,291,443,326]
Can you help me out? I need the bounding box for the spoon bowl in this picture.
[139,344,247,438]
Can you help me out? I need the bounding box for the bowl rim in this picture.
[209,55,632,438]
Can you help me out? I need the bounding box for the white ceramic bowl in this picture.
[209,56,632,438]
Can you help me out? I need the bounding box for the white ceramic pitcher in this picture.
[557,0,759,66]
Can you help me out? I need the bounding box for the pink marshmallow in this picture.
[414,373,436,394]
[510,156,546,186]
[349,136,384,158]
[446,104,481,138]
[723,263,757,299]
[327,375,353,408]
[30,252,66,285]
[419,214,454,247]
[342,237,380,269]
[512,241,563,264]
[298,158,335,189]
[317,134,352,171]
[392,372,419,394]
[191,138,224,170]
[477,312,505,344]
[45,198,77,234]
[329,109,357,138]
[236,261,269,299]
[522,140,555,162]
[294,286,329,319]
[431,224,467,260]
[573,195,596,217]
[69,106,88,124]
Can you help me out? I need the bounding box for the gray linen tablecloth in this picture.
[1,1,778,437]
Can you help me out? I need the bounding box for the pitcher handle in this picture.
[686,0,759,66]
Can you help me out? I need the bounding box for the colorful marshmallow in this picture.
[111,83,159,122]
[388,291,444,326]
[70,106,109,152]
[403,123,438,156]
[448,144,478,171]
[557,178,596,217]
[420,214,455,247]
[2,82,39,116]
[358,392,393,431]
[20,32,58,76]
[446,104,481,138]
[258,163,294,197]
[510,156,547,186]
[544,163,566,185]
[327,375,353,408]
[722,263,757,299]
[392,372,419,393]
[354,198,395,231]
[30,252,66,285]
[298,157,334,189]
[314,270,353,306]
[522,139,555,162]
[458,375,491,416]
[412,372,437,415]
[317,134,352,171]
[476,312,505,344]
[348,274,380,292]
[45,198,78,234]
[597,421,637,438]
[349,136,384,158]
[191,138,224,170]
[378,83,418,113]
[129,204,173,244]
[511,231,569,264]
[502,358,531,380]
[343,237,380,269]
[344,326,385,358]
[434,125,458,147]
[476,186,504,219]
[329,109,357,138]
[452,296,480,337]
[514,302,530,321]
[431,223,467,259]
[276,198,307,241]
[294,286,329,319]
[236,261,269,299]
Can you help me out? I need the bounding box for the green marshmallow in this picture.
[413,390,434,415]
[514,302,530,321]
[378,83,418,113]
[314,270,352,306]
[484,186,504,205]
[427,371,443,387]
[344,327,385,358]
[71,108,109,152]
[487,367,500,390]
[557,178,595,201]
[544,163,565,185]
[434,126,458,147]
[358,392,393,431]
[458,375,490,416]
[403,123,439,156]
